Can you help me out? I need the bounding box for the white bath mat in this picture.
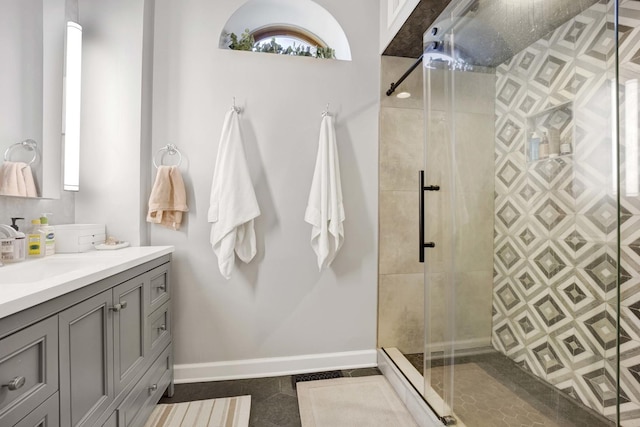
[297,376,418,427]
[144,395,251,427]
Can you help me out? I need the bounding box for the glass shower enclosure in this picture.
[412,0,640,425]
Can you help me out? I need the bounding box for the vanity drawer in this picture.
[14,392,59,427]
[147,265,170,313]
[147,303,171,356]
[118,345,172,427]
[0,316,58,427]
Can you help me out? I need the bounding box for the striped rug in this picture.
[144,396,251,427]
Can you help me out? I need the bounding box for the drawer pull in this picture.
[155,284,166,292]
[149,384,158,394]
[110,301,128,312]
[3,376,26,391]
[157,324,167,332]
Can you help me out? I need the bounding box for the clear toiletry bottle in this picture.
[529,132,540,161]
[28,219,44,257]
[539,132,550,159]
[40,214,55,256]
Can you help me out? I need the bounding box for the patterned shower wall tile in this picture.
[577,248,620,302]
[622,306,640,344]
[513,303,547,344]
[494,235,527,276]
[576,303,629,361]
[528,334,569,383]
[622,216,640,247]
[493,318,525,357]
[494,274,531,317]
[574,361,622,416]
[619,339,640,404]
[495,113,526,153]
[495,156,526,195]
[527,158,575,192]
[552,323,603,371]
[530,290,573,335]
[530,49,575,98]
[575,213,615,244]
[496,76,525,111]
[552,269,602,315]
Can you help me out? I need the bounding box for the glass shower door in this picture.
[422,0,622,425]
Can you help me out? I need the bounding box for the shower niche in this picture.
[525,102,574,163]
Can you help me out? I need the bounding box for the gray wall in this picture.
[150,0,380,379]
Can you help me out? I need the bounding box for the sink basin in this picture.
[0,256,112,284]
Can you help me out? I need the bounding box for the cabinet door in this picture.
[59,290,114,427]
[0,316,58,427]
[113,276,147,396]
[14,392,59,427]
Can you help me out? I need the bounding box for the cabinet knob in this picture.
[148,384,158,394]
[3,376,26,391]
[157,324,167,332]
[110,301,128,312]
[155,284,166,292]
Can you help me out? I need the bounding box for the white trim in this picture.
[173,350,377,384]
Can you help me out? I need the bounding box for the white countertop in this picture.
[0,246,174,319]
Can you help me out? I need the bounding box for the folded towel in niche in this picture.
[147,165,189,230]
[0,161,38,197]
[208,109,260,279]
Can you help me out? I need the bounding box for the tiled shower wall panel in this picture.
[378,56,426,354]
[492,0,640,423]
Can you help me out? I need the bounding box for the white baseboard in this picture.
[173,349,378,384]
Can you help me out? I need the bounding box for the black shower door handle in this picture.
[419,170,438,263]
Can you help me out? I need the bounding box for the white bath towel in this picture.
[0,161,37,197]
[305,115,344,270]
[209,109,260,279]
[147,165,189,230]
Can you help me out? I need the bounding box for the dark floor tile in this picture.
[342,367,382,377]
[251,393,301,426]
[161,369,382,427]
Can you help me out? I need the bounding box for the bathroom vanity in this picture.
[0,246,174,427]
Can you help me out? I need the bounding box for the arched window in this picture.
[221,0,352,61]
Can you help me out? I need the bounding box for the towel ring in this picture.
[3,139,38,165]
[153,144,182,168]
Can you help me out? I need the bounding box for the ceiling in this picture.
[383,0,600,66]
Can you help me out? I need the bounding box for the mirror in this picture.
[0,0,66,198]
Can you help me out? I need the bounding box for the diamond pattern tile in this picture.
[490,1,640,422]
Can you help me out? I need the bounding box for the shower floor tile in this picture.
[405,351,615,427]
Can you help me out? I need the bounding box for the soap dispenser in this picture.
[10,217,24,231]
[28,219,44,257]
[40,213,55,256]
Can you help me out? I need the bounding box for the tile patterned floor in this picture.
[406,351,615,427]
[159,368,381,427]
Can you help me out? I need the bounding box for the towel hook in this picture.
[231,97,241,114]
[153,144,183,168]
[322,103,330,117]
[3,139,38,165]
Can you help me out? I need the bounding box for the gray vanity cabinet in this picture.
[1,254,172,427]
[58,290,115,427]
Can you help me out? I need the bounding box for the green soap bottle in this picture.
[28,219,44,257]
[40,214,55,257]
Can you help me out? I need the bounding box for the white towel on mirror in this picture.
[0,161,37,197]
[305,114,344,270]
[208,109,260,279]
